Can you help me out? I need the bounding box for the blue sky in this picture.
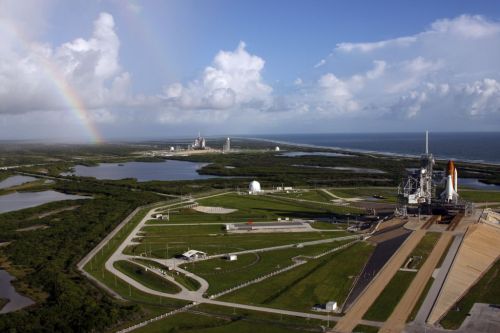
[1,0,500,141]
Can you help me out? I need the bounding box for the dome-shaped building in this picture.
[248,180,262,194]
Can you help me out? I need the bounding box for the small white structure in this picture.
[151,213,165,220]
[224,254,238,261]
[275,146,280,152]
[326,301,338,312]
[248,180,262,194]
[181,250,206,261]
[170,146,175,151]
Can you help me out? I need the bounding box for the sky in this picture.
[1,0,500,142]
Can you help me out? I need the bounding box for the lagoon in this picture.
[0,269,35,314]
[0,176,38,189]
[63,160,217,182]
[0,190,89,214]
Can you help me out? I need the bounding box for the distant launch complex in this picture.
[396,131,472,216]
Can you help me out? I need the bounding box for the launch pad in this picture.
[396,132,473,217]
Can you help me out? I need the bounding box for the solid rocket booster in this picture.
[442,160,458,202]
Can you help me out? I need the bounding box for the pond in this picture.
[62,160,218,182]
[0,269,35,314]
[0,190,90,214]
[279,151,352,157]
[0,176,38,189]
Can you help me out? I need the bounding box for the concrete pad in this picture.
[427,223,500,324]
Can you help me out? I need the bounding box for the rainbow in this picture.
[1,20,104,143]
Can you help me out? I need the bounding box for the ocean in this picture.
[252,132,500,164]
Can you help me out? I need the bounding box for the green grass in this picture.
[404,232,440,270]
[134,311,315,333]
[182,242,352,295]
[363,271,416,321]
[134,259,201,291]
[407,277,434,323]
[327,187,397,202]
[440,259,500,329]
[126,224,349,258]
[221,242,374,313]
[270,189,332,203]
[114,260,181,294]
[459,190,500,202]
[83,204,189,308]
[353,324,379,333]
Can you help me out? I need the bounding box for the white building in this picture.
[275,146,280,151]
[326,301,338,312]
[223,137,231,153]
[181,250,207,260]
[248,180,262,194]
[224,254,237,261]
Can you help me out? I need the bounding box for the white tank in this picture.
[249,180,262,194]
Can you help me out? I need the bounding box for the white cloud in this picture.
[294,78,303,85]
[314,59,326,68]
[0,12,131,115]
[161,42,272,110]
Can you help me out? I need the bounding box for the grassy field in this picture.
[114,260,181,294]
[407,277,434,323]
[149,192,360,225]
[182,241,352,295]
[363,271,416,321]
[353,324,380,333]
[459,190,500,202]
[440,259,500,329]
[134,312,315,333]
[134,258,201,291]
[125,224,349,258]
[271,189,333,203]
[405,232,440,269]
[220,242,375,313]
[327,187,398,202]
[83,205,189,309]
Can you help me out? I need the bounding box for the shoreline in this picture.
[237,136,500,167]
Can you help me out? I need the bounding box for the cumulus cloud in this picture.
[309,14,500,125]
[0,11,130,115]
[161,42,272,110]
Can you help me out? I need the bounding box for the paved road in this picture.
[334,229,426,333]
[413,234,463,325]
[380,232,453,333]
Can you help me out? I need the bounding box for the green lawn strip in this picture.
[133,258,201,291]
[407,277,434,323]
[114,260,181,294]
[127,225,349,258]
[271,190,332,203]
[220,242,374,313]
[182,242,352,295]
[363,271,416,321]
[459,190,500,202]
[353,324,380,333]
[404,232,440,270]
[310,221,347,230]
[440,259,500,329]
[134,311,315,333]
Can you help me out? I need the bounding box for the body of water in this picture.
[63,160,217,182]
[0,190,89,214]
[0,176,38,189]
[0,270,35,314]
[279,151,351,157]
[459,178,500,190]
[253,132,500,164]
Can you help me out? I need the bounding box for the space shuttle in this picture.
[441,160,458,202]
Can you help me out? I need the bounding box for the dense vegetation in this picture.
[0,180,161,332]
